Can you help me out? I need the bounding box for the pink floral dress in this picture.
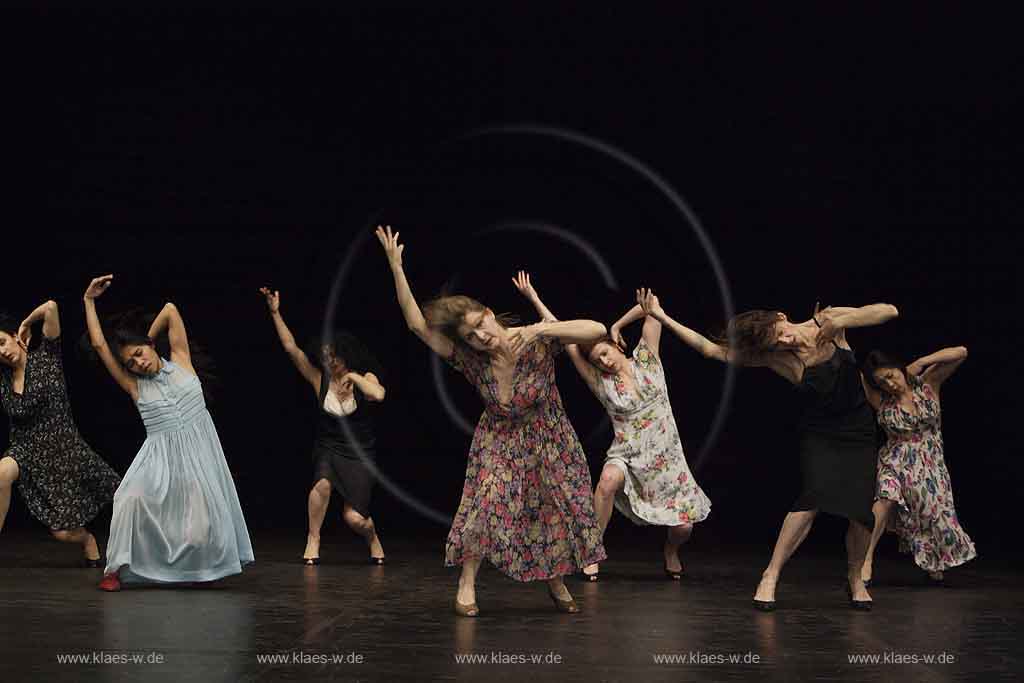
[443,335,606,581]
[589,339,710,527]
[876,376,976,572]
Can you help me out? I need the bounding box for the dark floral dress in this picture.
[443,335,606,581]
[876,376,976,572]
[0,336,121,530]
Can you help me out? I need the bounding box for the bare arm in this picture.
[147,302,195,374]
[259,287,321,390]
[83,275,138,400]
[512,271,558,322]
[911,346,968,392]
[815,303,899,348]
[637,290,796,380]
[375,225,454,358]
[344,371,386,402]
[630,290,663,355]
[17,300,61,346]
[861,373,882,411]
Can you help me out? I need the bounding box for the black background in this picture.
[3,6,1020,555]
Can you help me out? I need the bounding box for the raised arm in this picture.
[637,289,789,376]
[83,275,138,400]
[510,319,606,354]
[17,299,61,347]
[630,289,663,355]
[512,271,558,323]
[259,287,322,391]
[343,371,387,402]
[375,225,454,358]
[147,302,195,374]
[511,270,601,391]
[909,346,968,392]
[815,303,899,348]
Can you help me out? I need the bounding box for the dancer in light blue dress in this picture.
[83,274,253,591]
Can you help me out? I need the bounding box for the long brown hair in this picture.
[714,309,784,358]
[422,294,519,344]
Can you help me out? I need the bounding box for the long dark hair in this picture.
[860,350,910,392]
[304,329,384,383]
[78,307,219,400]
[0,312,18,337]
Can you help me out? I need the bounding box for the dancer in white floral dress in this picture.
[860,347,976,585]
[514,274,709,581]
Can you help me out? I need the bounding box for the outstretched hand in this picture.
[512,270,538,300]
[637,287,664,319]
[85,275,114,300]
[259,287,280,314]
[375,225,404,268]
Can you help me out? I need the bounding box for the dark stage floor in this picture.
[0,529,1020,682]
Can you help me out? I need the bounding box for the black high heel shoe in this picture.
[845,583,873,611]
[369,556,386,566]
[82,557,103,568]
[302,557,320,566]
[664,565,683,581]
[752,599,776,612]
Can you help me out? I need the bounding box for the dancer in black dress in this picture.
[636,292,897,610]
[0,301,121,565]
[260,287,386,565]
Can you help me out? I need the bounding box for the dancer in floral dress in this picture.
[514,275,709,581]
[0,302,120,565]
[860,347,976,584]
[376,226,606,617]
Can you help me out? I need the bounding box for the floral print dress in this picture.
[590,339,711,527]
[443,335,606,581]
[876,375,976,572]
[0,335,121,530]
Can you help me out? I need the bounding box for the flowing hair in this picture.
[304,329,384,381]
[713,309,785,360]
[78,307,219,401]
[421,294,519,348]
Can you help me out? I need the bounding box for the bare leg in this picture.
[664,524,692,574]
[304,478,331,559]
[51,527,100,560]
[341,503,385,559]
[457,557,482,608]
[0,456,19,535]
[584,464,625,576]
[754,510,817,602]
[846,521,872,602]
[861,499,895,583]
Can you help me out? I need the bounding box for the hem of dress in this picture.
[108,558,254,584]
[444,550,607,583]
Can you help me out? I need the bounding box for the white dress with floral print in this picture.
[590,339,711,526]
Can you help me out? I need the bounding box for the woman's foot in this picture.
[663,543,683,580]
[860,562,873,587]
[83,533,101,562]
[368,532,385,564]
[98,573,121,592]
[847,573,872,608]
[547,580,579,613]
[302,535,321,564]
[928,570,944,582]
[753,572,777,610]
[582,563,600,581]
[455,578,478,617]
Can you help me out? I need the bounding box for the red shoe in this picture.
[98,572,121,592]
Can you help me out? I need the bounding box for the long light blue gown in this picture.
[105,359,254,583]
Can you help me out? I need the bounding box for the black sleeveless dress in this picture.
[790,341,877,528]
[310,375,377,518]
